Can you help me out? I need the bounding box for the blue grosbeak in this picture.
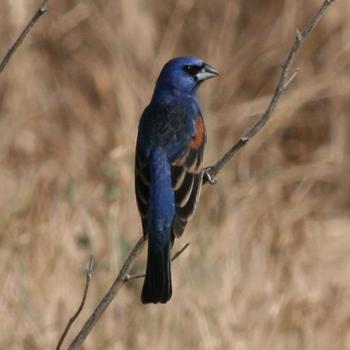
[135,56,219,304]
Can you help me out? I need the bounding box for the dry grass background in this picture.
[0,0,349,349]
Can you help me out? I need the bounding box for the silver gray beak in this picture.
[196,63,220,82]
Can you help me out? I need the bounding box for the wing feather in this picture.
[136,115,206,240]
[135,146,150,235]
[171,116,206,238]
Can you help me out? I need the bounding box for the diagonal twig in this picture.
[124,242,191,281]
[55,256,94,350]
[203,0,336,185]
[171,242,190,261]
[67,237,146,350]
[0,0,48,75]
[66,1,336,349]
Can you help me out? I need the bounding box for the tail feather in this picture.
[141,241,172,304]
[141,147,174,304]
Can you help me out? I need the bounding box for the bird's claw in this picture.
[203,167,217,185]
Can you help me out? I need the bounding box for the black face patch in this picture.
[183,64,204,77]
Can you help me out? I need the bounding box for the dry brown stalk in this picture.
[0,0,48,75]
[56,257,94,350]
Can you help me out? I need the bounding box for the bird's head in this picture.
[154,56,219,97]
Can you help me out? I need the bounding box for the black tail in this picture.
[141,241,172,304]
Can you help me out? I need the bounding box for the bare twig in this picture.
[203,0,335,185]
[56,256,94,350]
[65,240,188,348]
[67,1,335,349]
[67,237,146,350]
[171,242,190,261]
[0,0,48,75]
[124,242,191,281]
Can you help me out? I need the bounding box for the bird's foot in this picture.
[203,167,217,185]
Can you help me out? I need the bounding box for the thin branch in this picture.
[56,256,94,350]
[0,0,48,75]
[67,237,146,350]
[65,239,188,347]
[124,242,191,281]
[203,0,336,185]
[67,1,335,349]
[171,242,190,261]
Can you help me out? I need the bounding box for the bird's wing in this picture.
[171,116,206,238]
[135,139,150,236]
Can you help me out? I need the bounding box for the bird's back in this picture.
[138,96,200,162]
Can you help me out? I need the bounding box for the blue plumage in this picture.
[135,56,219,304]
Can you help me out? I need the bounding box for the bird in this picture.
[135,56,219,304]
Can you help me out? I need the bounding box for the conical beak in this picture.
[196,63,220,82]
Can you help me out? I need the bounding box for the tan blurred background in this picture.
[0,0,349,349]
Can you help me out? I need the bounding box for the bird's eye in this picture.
[183,64,202,76]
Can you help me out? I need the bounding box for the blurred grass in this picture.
[0,0,350,349]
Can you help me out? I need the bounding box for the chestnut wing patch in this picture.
[171,117,206,238]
